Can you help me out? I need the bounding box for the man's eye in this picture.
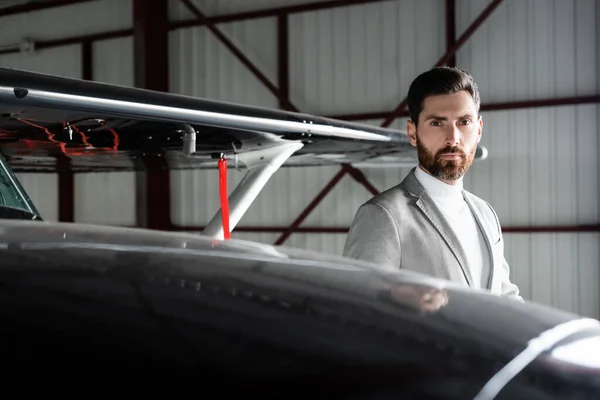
[460,119,471,125]
[430,121,441,126]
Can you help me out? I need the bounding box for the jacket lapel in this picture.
[462,193,495,289]
[401,168,475,287]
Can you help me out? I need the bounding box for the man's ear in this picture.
[407,120,417,146]
[477,115,483,143]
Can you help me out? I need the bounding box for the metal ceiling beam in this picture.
[171,0,391,30]
[380,0,505,128]
[327,95,600,121]
[0,0,386,19]
[0,0,96,17]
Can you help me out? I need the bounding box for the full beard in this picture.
[416,137,476,181]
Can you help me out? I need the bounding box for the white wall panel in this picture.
[504,233,600,319]
[169,20,278,107]
[462,105,599,227]
[289,0,445,115]
[14,173,58,221]
[93,37,134,87]
[0,0,131,49]
[74,172,136,226]
[0,45,81,78]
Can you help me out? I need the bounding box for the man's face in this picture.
[406,90,482,184]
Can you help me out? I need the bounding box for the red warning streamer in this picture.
[218,156,231,239]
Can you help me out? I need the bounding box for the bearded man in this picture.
[343,67,523,302]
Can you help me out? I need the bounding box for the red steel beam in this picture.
[81,40,92,80]
[328,95,600,121]
[133,0,168,93]
[171,0,390,30]
[56,35,94,223]
[380,0,505,128]
[0,0,96,17]
[346,166,379,196]
[446,0,456,67]
[133,0,171,230]
[33,29,133,51]
[137,155,172,230]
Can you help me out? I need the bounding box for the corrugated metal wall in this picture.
[1,0,598,317]
[289,0,444,117]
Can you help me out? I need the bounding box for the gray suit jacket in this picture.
[343,167,523,302]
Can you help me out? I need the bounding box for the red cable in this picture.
[218,156,231,239]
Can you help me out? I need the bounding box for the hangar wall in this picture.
[0,0,598,318]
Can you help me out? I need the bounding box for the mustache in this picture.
[436,146,466,158]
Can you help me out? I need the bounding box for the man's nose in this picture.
[445,125,461,146]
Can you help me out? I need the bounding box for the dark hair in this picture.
[407,67,480,124]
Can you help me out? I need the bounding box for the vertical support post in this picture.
[56,39,92,223]
[133,0,169,92]
[446,0,456,67]
[136,155,172,230]
[82,40,93,80]
[57,156,74,223]
[133,0,171,230]
[277,13,289,109]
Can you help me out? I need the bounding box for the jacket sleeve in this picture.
[499,253,524,302]
[342,202,401,269]
[487,202,524,303]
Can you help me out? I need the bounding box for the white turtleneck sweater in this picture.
[414,166,490,289]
